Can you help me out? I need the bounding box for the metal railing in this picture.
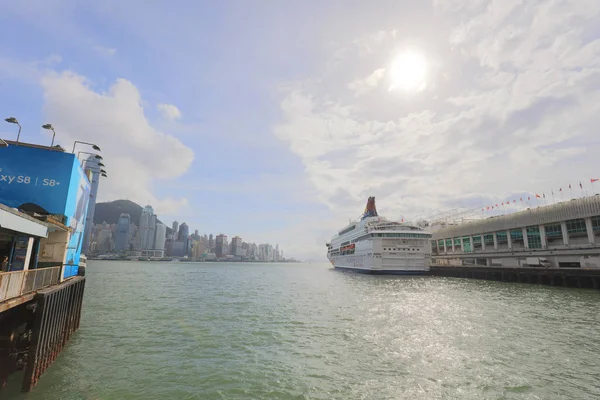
[0,267,61,303]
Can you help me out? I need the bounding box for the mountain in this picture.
[93,199,171,234]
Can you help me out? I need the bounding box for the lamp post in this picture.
[78,152,103,166]
[72,141,101,154]
[4,117,22,143]
[42,124,57,147]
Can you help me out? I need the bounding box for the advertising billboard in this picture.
[0,144,91,278]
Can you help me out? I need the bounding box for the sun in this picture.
[389,51,427,92]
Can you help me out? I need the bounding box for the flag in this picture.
[502,202,504,206]
[569,184,572,189]
[551,189,554,195]
[482,208,484,211]
[535,194,541,198]
[559,188,562,192]
[543,193,546,198]
[496,204,498,207]
[486,206,490,210]
[592,178,599,183]
[513,200,516,203]
[520,197,523,201]
[580,182,583,189]
[528,196,530,200]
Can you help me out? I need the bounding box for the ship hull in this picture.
[329,254,430,275]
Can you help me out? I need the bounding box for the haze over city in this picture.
[1,0,600,260]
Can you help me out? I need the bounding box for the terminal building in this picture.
[431,196,600,268]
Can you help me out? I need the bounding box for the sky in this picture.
[1,0,600,260]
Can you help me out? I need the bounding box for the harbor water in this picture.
[6,261,600,399]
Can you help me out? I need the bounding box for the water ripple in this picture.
[6,262,600,400]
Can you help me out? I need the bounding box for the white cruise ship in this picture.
[326,197,432,274]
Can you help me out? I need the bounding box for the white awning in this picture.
[0,204,49,238]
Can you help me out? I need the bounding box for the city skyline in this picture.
[90,204,287,261]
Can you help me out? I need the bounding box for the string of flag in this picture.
[481,178,599,213]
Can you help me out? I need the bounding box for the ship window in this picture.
[339,225,356,236]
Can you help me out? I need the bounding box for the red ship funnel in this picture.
[361,196,378,220]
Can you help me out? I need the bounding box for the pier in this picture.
[0,140,97,393]
[430,266,600,289]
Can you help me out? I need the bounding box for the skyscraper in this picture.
[154,223,167,253]
[178,223,190,256]
[114,213,131,252]
[209,234,214,251]
[172,221,179,240]
[231,236,243,257]
[215,234,228,257]
[139,205,157,250]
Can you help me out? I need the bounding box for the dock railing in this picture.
[0,267,62,303]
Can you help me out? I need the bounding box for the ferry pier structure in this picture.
[0,139,99,392]
[429,196,600,288]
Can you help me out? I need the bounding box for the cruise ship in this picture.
[326,197,432,274]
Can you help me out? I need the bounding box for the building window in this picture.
[591,216,600,233]
[438,239,444,249]
[526,226,542,249]
[445,238,452,248]
[545,224,562,239]
[453,237,461,247]
[566,218,587,236]
[496,231,508,244]
[484,234,494,245]
[462,237,472,252]
[510,229,523,242]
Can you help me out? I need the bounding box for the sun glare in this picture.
[389,51,427,92]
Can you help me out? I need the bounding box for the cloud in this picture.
[157,103,182,120]
[40,71,194,214]
[93,45,117,56]
[274,0,600,228]
[348,68,386,96]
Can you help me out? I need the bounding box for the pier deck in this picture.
[430,266,600,289]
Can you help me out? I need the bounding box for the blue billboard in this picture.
[0,144,91,278]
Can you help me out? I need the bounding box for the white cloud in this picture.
[274,0,600,230]
[157,103,182,120]
[348,68,386,96]
[93,45,117,56]
[40,71,194,214]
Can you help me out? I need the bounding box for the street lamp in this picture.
[4,117,22,143]
[72,141,101,153]
[77,151,102,160]
[42,123,57,147]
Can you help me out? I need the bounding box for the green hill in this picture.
[94,200,171,235]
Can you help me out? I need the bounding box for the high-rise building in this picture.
[215,234,228,257]
[172,221,179,239]
[96,222,113,252]
[178,223,190,256]
[155,223,167,252]
[208,233,214,251]
[192,241,205,259]
[114,213,131,252]
[139,205,157,250]
[231,236,243,257]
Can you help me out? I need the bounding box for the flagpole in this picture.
[560,190,564,202]
[569,186,573,200]
[551,191,555,204]
[580,182,584,198]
